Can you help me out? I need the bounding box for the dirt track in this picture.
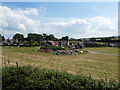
[88,51,120,56]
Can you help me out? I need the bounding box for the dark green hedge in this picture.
[2,66,119,89]
[41,46,64,51]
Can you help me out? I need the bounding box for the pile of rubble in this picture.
[38,49,54,53]
[73,49,85,53]
[37,48,87,55]
[53,50,77,55]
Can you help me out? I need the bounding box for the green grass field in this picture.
[84,47,118,55]
[2,46,119,82]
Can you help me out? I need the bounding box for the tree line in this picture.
[0,33,119,45]
[0,34,5,42]
[0,33,69,45]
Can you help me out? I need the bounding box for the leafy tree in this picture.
[13,33,24,42]
[23,40,28,45]
[54,38,59,41]
[7,38,10,43]
[101,37,112,42]
[0,34,5,42]
[27,33,35,42]
[43,33,47,40]
[77,39,82,41]
[61,36,69,41]
[2,36,5,41]
[0,34,2,42]
[90,38,95,41]
[27,33,43,44]
[46,34,55,40]
[69,38,76,41]
[36,34,43,43]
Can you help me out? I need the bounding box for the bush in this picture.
[2,66,119,89]
[41,46,64,51]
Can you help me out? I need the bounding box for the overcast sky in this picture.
[0,2,118,39]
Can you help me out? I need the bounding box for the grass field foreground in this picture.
[2,46,119,82]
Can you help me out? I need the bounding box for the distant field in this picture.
[95,42,108,45]
[84,47,118,55]
[2,46,118,82]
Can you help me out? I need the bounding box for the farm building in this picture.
[60,40,69,46]
[45,41,60,46]
[108,42,120,47]
[2,39,14,45]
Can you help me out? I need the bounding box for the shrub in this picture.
[2,66,119,89]
[40,46,64,51]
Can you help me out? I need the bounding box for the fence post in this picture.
[8,60,10,64]
[16,61,19,67]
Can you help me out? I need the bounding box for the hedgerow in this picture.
[40,46,64,51]
[2,66,119,89]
